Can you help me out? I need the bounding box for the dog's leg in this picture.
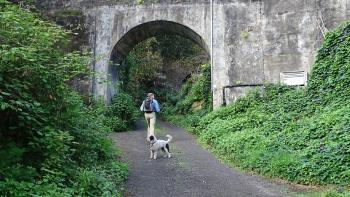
[162,147,167,158]
[153,151,157,159]
[161,147,167,158]
[150,149,153,159]
[165,144,171,158]
[166,144,170,153]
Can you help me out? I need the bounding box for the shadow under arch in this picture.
[107,20,210,102]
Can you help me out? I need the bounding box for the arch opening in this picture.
[107,20,210,102]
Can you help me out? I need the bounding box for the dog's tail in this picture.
[165,135,173,143]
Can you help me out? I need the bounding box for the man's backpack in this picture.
[144,99,153,112]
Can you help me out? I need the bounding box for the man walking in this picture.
[140,93,160,141]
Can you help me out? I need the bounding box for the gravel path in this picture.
[111,120,294,197]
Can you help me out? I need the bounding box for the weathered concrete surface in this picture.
[38,0,350,107]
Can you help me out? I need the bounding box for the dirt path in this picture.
[111,120,294,197]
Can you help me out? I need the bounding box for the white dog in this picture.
[149,135,172,159]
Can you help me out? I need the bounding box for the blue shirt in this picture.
[140,99,160,113]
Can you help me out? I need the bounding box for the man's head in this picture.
[147,93,154,99]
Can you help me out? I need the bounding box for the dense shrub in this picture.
[162,64,212,130]
[106,92,139,132]
[118,40,163,104]
[174,64,212,113]
[0,1,127,196]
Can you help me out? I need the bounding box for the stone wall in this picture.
[35,0,350,107]
[221,0,349,107]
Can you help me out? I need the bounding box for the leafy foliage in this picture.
[190,21,350,186]
[118,35,208,105]
[118,38,163,104]
[174,64,212,113]
[195,87,350,184]
[105,92,139,132]
[0,1,127,196]
[307,22,350,105]
[162,64,212,130]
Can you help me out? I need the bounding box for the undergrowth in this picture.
[0,1,128,196]
[193,21,350,187]
[161,64,212,130]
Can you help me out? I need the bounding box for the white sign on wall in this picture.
[280,71,308,86]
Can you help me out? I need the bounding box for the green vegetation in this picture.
[7,0,350,195]
[240,31,249,40]
[110,10,350,194]
[194,86,349,185]
[300,190,350,197]
[159,21,350,196]
[0,1,127,196]
[136,0,144,5]
[118,38,163,104]
[117,34,211,130]
[118,35,208,105]
[162,64,212,129]
[187,21,350,187]
[105,93,139,132]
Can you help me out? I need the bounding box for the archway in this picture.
[107,20,210,102]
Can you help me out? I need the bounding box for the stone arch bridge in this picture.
[40,0,349,108]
